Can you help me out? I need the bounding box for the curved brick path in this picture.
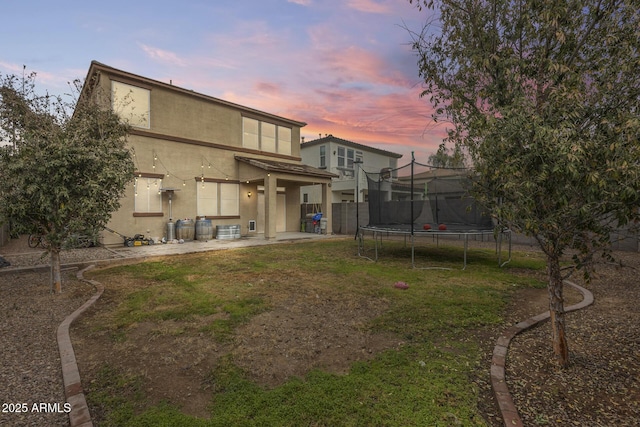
[490,280,594,426]
[56,266,103,427]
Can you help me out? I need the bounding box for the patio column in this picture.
[322,182,332,235]
[264,173,277,239]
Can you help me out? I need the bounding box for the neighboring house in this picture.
[81,61,336,245]
[300,134,403,204]
[395,168,468,201]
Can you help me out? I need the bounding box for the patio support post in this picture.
[322,182,332,235]
[264,173,277,239]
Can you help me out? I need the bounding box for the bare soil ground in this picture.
[69,272,406,419]
[1,237,638,426]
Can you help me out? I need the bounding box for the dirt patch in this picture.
[232,286,402,387]
[71,275,403,419]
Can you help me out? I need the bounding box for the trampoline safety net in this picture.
[364,161,493,231]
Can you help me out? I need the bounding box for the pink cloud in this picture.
[206,20,285,51]
[277,82,447,160]
[306,24,411,89]
[254,81,283,97]
[305,90,442,141]
[345,0,392,14]
[307,23,351,52]
[139,43,187,67]
[323,46,411,88]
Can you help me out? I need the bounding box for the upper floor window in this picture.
[338,146,360,169]
[277,127,291,155]
[262,122,276,152]
[242,117,291,155]
[347,149,355,169]
[319,145,326,168]
[111,81,150,129]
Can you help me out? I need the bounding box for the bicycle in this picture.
[27,234,49,249]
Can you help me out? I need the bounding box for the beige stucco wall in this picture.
[94,65,316,246]
[151,88,241,147]
[104,75,302,157]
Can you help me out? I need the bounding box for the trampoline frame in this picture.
[357,225,512,270]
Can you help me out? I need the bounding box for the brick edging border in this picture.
[491,280,594,426]
[57,265,104,427]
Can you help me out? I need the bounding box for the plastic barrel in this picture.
[175,219,195,241]
[320,218,328,234]
[216,224,241,240]
[195,219,213,241]
[305,219,314,233]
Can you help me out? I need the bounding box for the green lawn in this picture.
[84,238,545,427]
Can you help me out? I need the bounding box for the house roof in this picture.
[398,168,470,181]
[235,156,338,180]
[83,61,307,128]
[300,135,403,159]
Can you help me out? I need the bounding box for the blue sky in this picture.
[1,0,445,162]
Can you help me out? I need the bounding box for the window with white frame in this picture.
[197,182,218,217]
[242,117,292,155]
[197,181,240,217]
[319,145,326,168]
[337,146,357,169]
[261,122,276,153]
[134,177,162,213]
[243,118,260,150]
[220,183,239,216]
[111,81,150,128]
[337,146,345,167]
[277,126,291,155]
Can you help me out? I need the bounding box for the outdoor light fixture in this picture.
[247,191,252,198]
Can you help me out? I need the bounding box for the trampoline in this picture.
[356,155,511,269]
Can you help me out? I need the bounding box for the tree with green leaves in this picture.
[428,143,467,168]
[0,71,134,292]
[410,0,640,367]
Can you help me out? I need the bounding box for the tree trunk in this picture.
[50,249,62,293]
[547,255,569,367]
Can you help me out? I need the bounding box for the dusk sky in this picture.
[1,0,445,162]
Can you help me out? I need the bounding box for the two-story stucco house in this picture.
[300,134,403,204]
[82,61,336,245]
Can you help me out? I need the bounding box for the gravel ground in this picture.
[505,252,640,426]
[0,237,122,427]
[0,269,96,427]
[0,246,124,271]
